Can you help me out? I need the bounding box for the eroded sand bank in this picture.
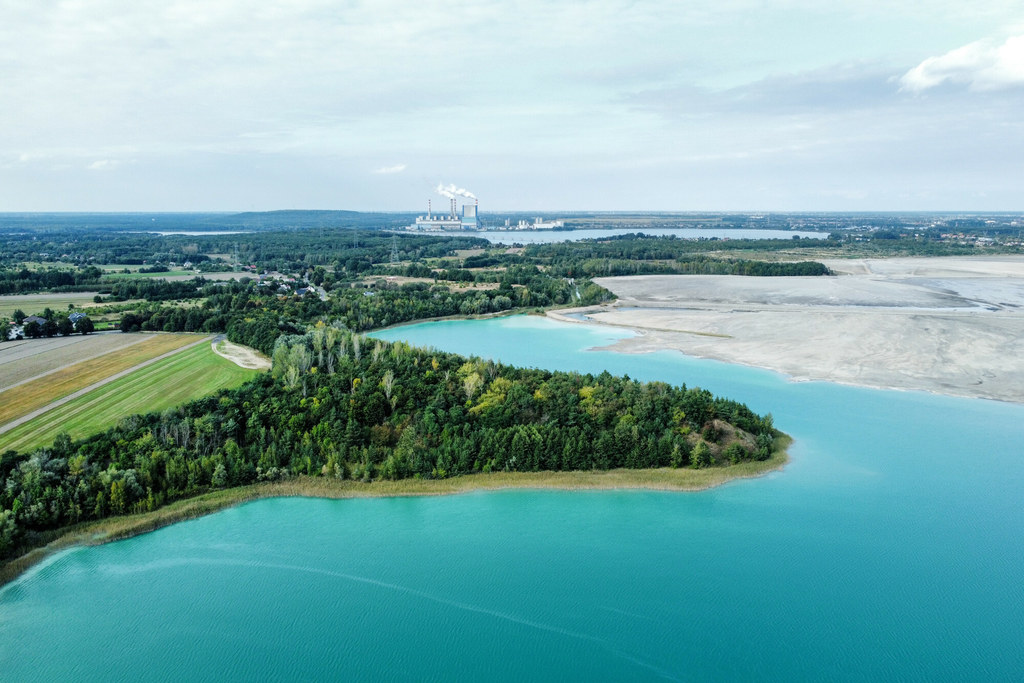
[549,257,1024,403]
[212,338,271,370]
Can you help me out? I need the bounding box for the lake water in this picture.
[435,227,827,244]
[147,230,252,236]
[2,316,1023,680]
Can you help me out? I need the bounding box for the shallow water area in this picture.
[3,315,1023,681]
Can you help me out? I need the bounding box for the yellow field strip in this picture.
[0,334,202,427]
[0,334,151,392]
[0,338,245,452]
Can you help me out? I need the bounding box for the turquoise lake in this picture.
[2,315,1023,680]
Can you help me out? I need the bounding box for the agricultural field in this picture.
[158,271,249,282]
[0,292,103,318]
[0,341,258,453]
[0,333,152,391]
[0,333,200,420]
[102,270,196,279]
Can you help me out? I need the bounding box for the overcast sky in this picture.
[2,1,1023,212]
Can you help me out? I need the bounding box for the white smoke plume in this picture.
[436,182,476,200]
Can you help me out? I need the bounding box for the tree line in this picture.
[114,274,613,348]
[0,266,105,294]
[0,227,487,276]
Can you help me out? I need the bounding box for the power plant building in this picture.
[410,198,480,231]
[461,202,478,229]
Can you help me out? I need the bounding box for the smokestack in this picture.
[428,199,431,219]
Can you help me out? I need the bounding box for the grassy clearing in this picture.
[158,271,247,281]
[0,334,200,425]
[0,444,788,588]
[0,342,257,453]
[102,270,195,280]
[13,261,130,272]
[0,292,103,318]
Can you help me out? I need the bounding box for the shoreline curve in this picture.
[0,444,788,589]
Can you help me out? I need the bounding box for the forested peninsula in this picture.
[0,324,785,574]
[1,225,841,580]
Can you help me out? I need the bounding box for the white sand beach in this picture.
[549,256,1024,403]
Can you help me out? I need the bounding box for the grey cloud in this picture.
[623,62,904,118]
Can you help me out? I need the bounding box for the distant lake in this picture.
[3,316,1022,680]
[434,227,828,244]
[144,230,253,236]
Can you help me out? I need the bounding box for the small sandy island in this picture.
[549,256,1024,403]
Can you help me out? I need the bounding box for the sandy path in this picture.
[0,336,213,437]
[550,256,1024,403]
[211,337,271,370]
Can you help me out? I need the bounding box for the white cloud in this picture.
[901,35,1024,92]
[372,164,407,174]
[88,159,122,171]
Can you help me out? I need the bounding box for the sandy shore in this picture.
[550,256,1024,403]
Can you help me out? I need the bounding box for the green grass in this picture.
[0,292,103,318]
[101,270,194,280]
[0,333,200,426]
[0,343,258,453]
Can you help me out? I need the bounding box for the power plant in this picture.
[406,182,564,231]
[410,197,479,231]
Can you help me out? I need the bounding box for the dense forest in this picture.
[0,266,105,294]
[107,270,611,349]
[0,226,485,273]
[0,327,778,560]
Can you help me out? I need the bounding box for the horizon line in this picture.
[2,209,1024,216]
